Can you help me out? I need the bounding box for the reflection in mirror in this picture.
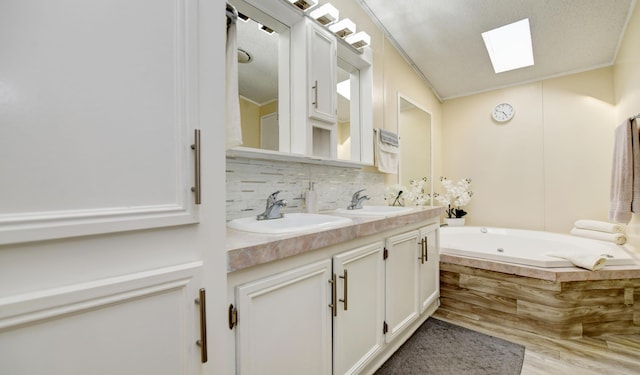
[336,59,360,160]
[233,2,289,151]
[398,95,432,205]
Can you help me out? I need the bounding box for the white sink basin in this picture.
[334,205,414,217]
[227,213,353,234]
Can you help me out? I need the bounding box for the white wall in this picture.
[442,68,616,233]
[440,2,640,234]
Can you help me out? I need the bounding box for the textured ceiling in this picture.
[359,0,636,100]
[235,0,637,104]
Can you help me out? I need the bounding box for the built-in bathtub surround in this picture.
[226,156,385,220]
[440,255,640,340]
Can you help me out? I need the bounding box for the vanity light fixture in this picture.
[345,31,370,49]
[309,3,339,25]
[287,0,318,11]
[328,18,356,38]
[237,12,249,22]
[257,23,275,35]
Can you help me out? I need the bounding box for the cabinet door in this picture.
[419,224,440,314]
[235,260,333,375]
[308,22,337,123]
[333,242,385,375]
[384,230,420,343]
[0,0,226,374]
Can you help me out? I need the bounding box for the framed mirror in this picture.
[398,94,433,205]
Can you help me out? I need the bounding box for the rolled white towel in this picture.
[546,252,607,271]
[570,228,627,245]
[574,220,626,234]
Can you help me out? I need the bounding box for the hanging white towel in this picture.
[609,118,638,223]
[574,220,626,234]
[546,252,607,271]
[374,128,400,174]
[570,228,627,245]
[226,10,243,149]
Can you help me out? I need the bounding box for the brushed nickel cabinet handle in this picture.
[195,288,208,363]
[339,269,348,311]
[328,273,337,317]
[191,129,201,205]
[312,80,318,108]
[425,236,429,262]
[418,238,425,264]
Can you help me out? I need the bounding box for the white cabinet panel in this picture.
[384,230,420,343]
[0,0,199,244]
[333,242,385,375]
[419,224,440,314]
[0,0,228,373]
[235,259,333,375]
[0,263,204,375]
[308,22,337,123]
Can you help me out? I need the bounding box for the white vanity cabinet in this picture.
[333,242,385,375]
[384,224,440,343]
[227,214,442,375]
[234,259,333,375]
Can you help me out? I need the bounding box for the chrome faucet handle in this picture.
[348,189,369,210]
[269,190,281,201]
[352,189,366,199]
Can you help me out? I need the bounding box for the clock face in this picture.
[492,103,515,122]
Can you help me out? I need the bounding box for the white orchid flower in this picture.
[437,176,473,216]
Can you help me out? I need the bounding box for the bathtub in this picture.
[440,226,637,268]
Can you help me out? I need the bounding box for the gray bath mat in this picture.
[374,318,525,375]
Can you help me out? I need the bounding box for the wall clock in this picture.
[492,103,515,122]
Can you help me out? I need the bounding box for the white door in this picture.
[333,242,385,375]
[235,260,333,375]
[0,0,227,374]
[419,224,440,314]
[384,230,420,343]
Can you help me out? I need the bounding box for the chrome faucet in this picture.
[348,189,370,210]
[257,191,288,220]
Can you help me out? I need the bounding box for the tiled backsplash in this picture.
[226,156,386,221]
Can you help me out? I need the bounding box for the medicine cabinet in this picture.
[229,0,373,166]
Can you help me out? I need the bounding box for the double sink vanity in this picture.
[226,204,444,375]
[226,0,438,370]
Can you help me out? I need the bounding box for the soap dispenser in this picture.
[305,182,318,214]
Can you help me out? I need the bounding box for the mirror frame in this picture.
[397,93,433,206]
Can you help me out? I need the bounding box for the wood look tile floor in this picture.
[433,309,640,375]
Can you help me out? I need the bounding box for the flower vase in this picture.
[444,218,465,226]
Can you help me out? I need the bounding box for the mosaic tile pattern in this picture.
[226,156,386,220]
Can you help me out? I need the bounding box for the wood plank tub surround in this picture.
[439,258,640,340]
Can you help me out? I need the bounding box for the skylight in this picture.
[482,18,534,73]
